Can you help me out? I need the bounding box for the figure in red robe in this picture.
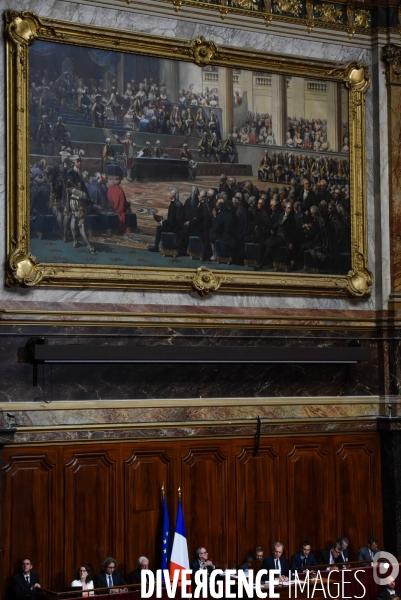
[107,177,130,232]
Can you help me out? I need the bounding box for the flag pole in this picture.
[162,484,165,499]
[178,486,181,499]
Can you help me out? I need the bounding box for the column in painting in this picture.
[117,54,124,93]
[159,59,180,104]
[217,67,234,139]
[290,77,305,121]
[271,74,287,147]
[326,81,342,152]
[241,69,254,118]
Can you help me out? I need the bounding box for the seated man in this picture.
[291,541,318,574]
[94,557,125,592]
[11,558,40,600]
[239,546,264,571]
[254,202,298,270]
[376,577,401,599]
[357,537,380,566]
[262,542,289,582]
[337,536,349,563]
[128,556,152,585]
[317,542,343,569]
[190,547,216,578]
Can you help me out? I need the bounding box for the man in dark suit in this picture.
[239,546,264,571]
[357,537,380,566]
[94,557,126,592]
[190,547,215,578]
[291,541,318,574]
[128,556,151,586]
[11,558,40,600]
[317,543,343,569]
[376,577,401,599]
[338,536,349,563]
[262,542,289,581]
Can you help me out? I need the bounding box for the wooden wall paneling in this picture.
[123,446,173,574]
[333,435,382,560]
[63,448,117,585]
[180,444,229,569]
[1,450,58,592]
[235,443,280,567]
[285,440,334,558]
[1,433,384,598]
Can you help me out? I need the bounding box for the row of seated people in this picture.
[9,537,387,599]
[286,115,349,154]
[148,176,350,274]
[30,72,171,119]
[257,150,349,186]
[191,539,397,600]
[10,556,149,599]
[236,114,345,153]
[31,66,221,136]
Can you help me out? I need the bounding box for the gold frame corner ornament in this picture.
[5,11,372,298]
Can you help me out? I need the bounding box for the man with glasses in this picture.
[190,547,216,578]
[94,557,126,593]
[317,542,343,570]
[11,558,40,600]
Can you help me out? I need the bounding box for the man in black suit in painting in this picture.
[11,558,40,600]
[94,557,126,592]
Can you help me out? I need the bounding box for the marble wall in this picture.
[0,323,386,402]
[0,0,389,316]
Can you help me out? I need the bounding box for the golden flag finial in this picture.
[178,486,181,499]
[161,484,165,499]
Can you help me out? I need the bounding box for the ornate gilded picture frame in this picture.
[5,10,372,296]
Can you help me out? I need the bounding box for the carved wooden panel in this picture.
[124,449,172,573]
[64,452,116,580]
[2,453,57,590]
[334,440,381,555]
[235,445,279,565]
[1,434,383,597]
[180,446,229,567]
[286,443,332,555]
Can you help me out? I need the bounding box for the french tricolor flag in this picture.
[169,498,190,587]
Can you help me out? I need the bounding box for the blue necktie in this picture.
[108,575,112,587]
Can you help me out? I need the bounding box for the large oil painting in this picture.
[6,12,372,296]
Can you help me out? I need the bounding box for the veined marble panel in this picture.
[0,397,384,443]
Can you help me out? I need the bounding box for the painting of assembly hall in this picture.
[30,41,351,274]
